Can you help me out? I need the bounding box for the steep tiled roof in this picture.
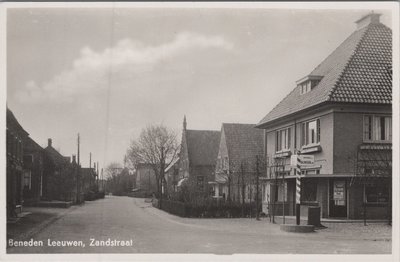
[258,20,392,126]
[223,123,264,165]
[24,136,43,152]
[44,145,68,167]
[186,129,220,166]
[7,108,29,137]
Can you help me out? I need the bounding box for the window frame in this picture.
[196,176,205,191]
[301,178,318,203]
[275,127,291,153]
[23,170,32,190]
[364,182,389,204]
[301,119,321,147]
[363,114,392,143]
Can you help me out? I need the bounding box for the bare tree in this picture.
[126,124,179,208]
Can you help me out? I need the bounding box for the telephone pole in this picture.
[77,133,81,203]
[256,155,260,221]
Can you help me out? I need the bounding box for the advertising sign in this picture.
[333,181,345,200]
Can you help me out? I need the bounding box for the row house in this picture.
[6,108,29,219]
[81,167,97,195]
[22,136,44,205]
[210,123,264,203]
[43,138,81,203]
[256,13,392,219]
[177,116,220,199]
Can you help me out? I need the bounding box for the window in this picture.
[23,170,31,190]
[299,79,320,95]
[274,182,287,202]
[276,128,291,152]
[363,115,392,142]
[197,176,204,191]
[24,155,33,164]
[223,156,228,170]
[300,81,312,95]
[364,182,389,203]
[301,119,320,146]
[301,179,317,202]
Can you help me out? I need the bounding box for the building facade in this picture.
[43,138,79,203]
[211,123,264,203]
[256,13,392,219]
[177,116,220,199]
[6,108,29,218]
[22,136,44,205]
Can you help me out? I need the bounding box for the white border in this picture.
[0,2,399,262]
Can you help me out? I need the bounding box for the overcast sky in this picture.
[6,7,392,169]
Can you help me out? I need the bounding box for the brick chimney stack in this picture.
[72,155,76,163]
[48,138,52,147]
[355,12,381,29]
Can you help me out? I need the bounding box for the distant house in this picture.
[81,167,97,195]
[210,123,264,203]
[22,136,44,205]
[6,108,29,218]
[43,138,79,203]
[177,116,220,198]
[256,13,392,219]
[164,157,180,196]
[135,163,157,197]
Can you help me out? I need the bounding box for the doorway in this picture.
[329,179,347,218]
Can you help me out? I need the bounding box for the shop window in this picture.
[363,115,392,142]
[364,182,389,203]
[301,179,317,202]
[274,182,287,202]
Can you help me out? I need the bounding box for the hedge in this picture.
[157,199,261,218]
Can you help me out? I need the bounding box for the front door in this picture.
[329,179,347,218]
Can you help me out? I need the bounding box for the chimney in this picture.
[72,155,76,163]
[355,12,381,29]
[48,138,52,147]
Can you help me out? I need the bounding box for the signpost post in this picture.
[290,154,315,225]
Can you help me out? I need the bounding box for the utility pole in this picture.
[159,145,164,209]
[101,168,104,193]
[256,155,260,221]
[77,133,81,204]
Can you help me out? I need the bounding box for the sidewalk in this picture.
[273,215,390,224]
[7,205,79,243]
[135,198,392,242]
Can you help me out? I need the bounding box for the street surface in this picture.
[7,195,391,254]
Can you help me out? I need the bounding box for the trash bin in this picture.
[307,206,321,226]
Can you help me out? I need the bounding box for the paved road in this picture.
[7,195,391,254]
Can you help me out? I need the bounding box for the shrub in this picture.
[157,198,261,218]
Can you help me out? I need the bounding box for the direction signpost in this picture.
[290,154,314,225]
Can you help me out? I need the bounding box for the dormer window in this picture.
[297,75,323,95]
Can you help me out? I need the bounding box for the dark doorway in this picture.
[329,179,347,218]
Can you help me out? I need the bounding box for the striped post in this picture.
[296,155,302,225]
[296,156,302,204]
